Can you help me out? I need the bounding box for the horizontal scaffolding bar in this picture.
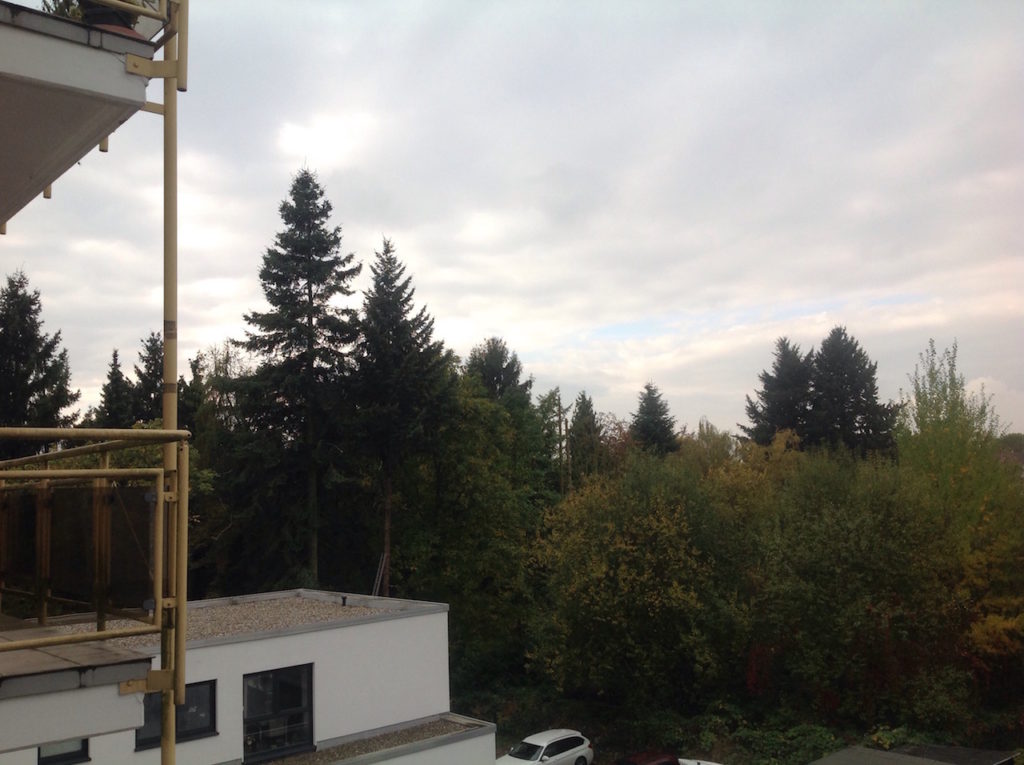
[0,624,160,653]
[0,427,189,443]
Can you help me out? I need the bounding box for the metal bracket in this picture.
[119,669,174,695]
[126,54,176,80]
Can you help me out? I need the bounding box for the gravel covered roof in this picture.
[49,590,418,651]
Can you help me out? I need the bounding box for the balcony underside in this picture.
[0,1,155,225]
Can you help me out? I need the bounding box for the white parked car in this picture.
[498,729,594,765]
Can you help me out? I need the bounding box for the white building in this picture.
[0,589,496,765]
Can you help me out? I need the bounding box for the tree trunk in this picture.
[381,471,392,596]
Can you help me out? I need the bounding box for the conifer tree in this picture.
[0,271,79,458]
[465,337,531,403]
[354,237,453,595]
[96,349,135,428]
[741,337,813,445]
[132,331,163,423]
[630,382,678,455]
[806,326,897,453]
[237,169,361,583]
[568,391,604,484]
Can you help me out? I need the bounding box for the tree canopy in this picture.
[630,381,678,454]
[0,271,79,458]
[235,169,361,584]
[95,349,135,428]
[465,336,531,403]
[744,326,897,455]
[353,237,454,594]
[741,337,812,444]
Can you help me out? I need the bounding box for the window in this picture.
[38,739,88,765]
[544,736,582,758]
[243,664,313,763]
[136,680,217,750]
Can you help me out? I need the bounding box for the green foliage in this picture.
[536,387,570,494]
[353,236,455,593]
[568,390,605,486]
[743,327,897,455]
[238,168,360,436]
[729,723,841,765]
[96,349,135,428]
[742,338,813,445]
[392,375,543,694]
[132,331,163,423]
[0,271,79,458]
[41,0,81,19]
[895,340,1024,711]
[234,169,361,584]
[806,327,898,454]
[630,381,679,454]
[465,336,531,403]
[534,452,708,710]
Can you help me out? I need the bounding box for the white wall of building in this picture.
[0,683,143,756]
[0,605,453,765]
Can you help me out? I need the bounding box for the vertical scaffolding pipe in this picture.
[0,479,6,613]
[160,27,179,765]
[175,443,188,704]
[35,480,51,625]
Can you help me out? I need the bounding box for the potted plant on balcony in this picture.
[79,0,140,29]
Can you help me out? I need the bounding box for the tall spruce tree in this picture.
[465,337,531,403]
[96,349,135,428]
[537,387,570,494]
[741,337,813,445]
[805,326,897,454]
[132,331,163,424]
[238,169,361,584]
[568,391,604,485]
[630,381,679,455]
[0,271,79,458]
[354,237,453,595]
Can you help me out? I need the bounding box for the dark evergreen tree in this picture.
[96,349,135,428]
[805,326,897,454]
[353,237,454,595]
[536,387,570,494]
[568,390,604,485]
[465,337,549,494]
[465,337,531,403]
[177,352,206,436]
[236,169,361,584]
[132,331,163,423]
[741,337,813,445]
[0,271,79,459]
[630,381,678,455]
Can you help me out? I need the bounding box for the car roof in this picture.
[521,729,585,746]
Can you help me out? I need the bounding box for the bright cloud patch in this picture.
[277,112,382,173]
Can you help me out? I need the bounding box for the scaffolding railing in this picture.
[0,427,187,662]
[2,1,190,759]
[0,427,189,738]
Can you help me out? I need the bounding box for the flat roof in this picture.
[0,628,149,700]
[46,589,448,653]
[812,747,1018,765]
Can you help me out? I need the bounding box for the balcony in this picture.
[0,0,163,227]
[1,0,190,759]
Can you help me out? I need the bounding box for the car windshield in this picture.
[509,742,544,760]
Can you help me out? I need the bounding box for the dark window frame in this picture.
[135,679,218,750]
[242,663,314,763]
[38,738,89,765]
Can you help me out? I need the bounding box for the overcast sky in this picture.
[5,0,1023,433]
